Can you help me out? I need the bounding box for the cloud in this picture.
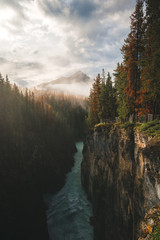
[0,0,28,26]
[49,56,71,67]
[34,0,134,58]
[15,78,28,86]
[44,82,92,97]
[70,0,97,19]
[15,61,43,70]
[103,0,135,12]
[0,57,8,64]
[0,0,23,13]
[0,0,137,92]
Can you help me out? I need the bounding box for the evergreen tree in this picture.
[88,74,101,125]
[122,0,144,119]
[140,0,160,115]
[99,72,116,121]
[114,63,128,121]
[87,71,117,127]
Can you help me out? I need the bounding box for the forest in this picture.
[87,0,160,127]
[0,75,87,240]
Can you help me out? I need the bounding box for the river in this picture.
[44,142,93,240]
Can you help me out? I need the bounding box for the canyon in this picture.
[81,123,160,240]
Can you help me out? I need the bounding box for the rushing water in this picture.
[45,142,93,240]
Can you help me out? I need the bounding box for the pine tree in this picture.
[88,74,101,125]
[105,72,116,120]
[114,63,128,121]
[98,72,116,122]
[98,76,107,121]
[140,0,160,115]
[122,0,144,119]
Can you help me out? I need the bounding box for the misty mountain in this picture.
[38,71,92,96]
[39,71,91,87]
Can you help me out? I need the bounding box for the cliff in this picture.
[81,123,160,240]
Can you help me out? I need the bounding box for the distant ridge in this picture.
[37,71,92,96]
[39,71,91,88]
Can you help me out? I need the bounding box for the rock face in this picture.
[81,124,160,240]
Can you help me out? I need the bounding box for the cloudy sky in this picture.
[0,0,136,87]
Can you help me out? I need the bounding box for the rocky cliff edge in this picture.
[81,123,160,240]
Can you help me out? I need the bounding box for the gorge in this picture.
[45,142,93,240]
[81,123,160,240]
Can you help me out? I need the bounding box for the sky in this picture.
[0,0,136,88]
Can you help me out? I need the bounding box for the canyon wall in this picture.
[81,124,160,240]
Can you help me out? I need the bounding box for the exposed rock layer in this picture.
[81,125,160,240]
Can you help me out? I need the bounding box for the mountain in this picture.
[39,71,91,88]
[37,71,92,96]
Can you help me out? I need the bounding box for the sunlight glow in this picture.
[0,0,136,88]
[0,8,15,21]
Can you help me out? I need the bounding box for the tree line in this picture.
[0,74,87,240]
[88,0,160,126]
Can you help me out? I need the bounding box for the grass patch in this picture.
[150,225,160,240]
[138,120,160,138]
[121,122,135,129]
[94,122,114,133]
[94,122,107,128]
